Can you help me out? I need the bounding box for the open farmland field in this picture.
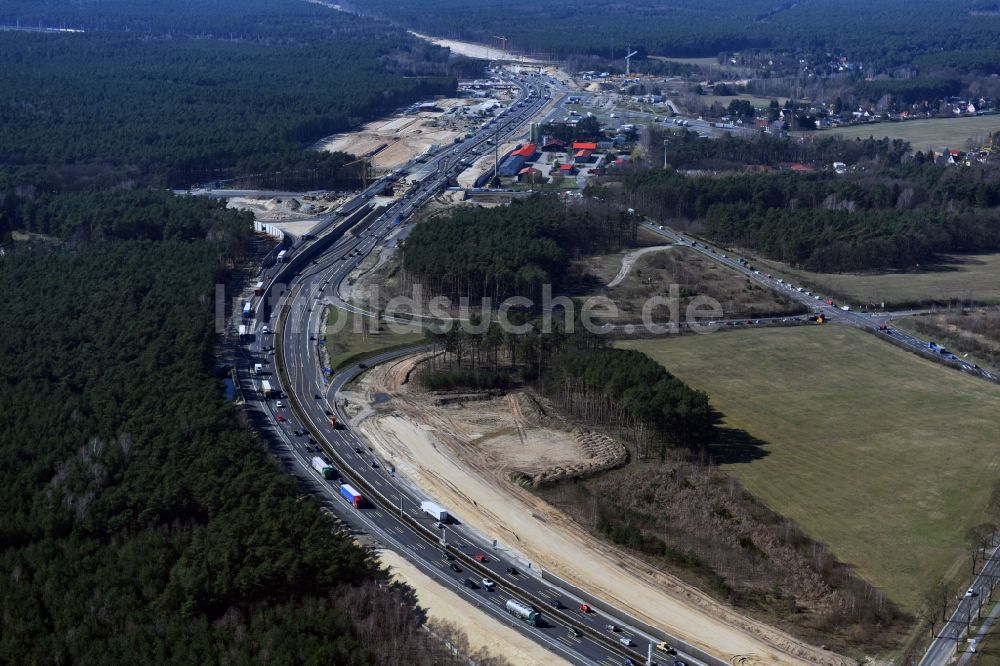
[621,326,1000,610]
[810,115,1000,152]
[748,253,1000,308]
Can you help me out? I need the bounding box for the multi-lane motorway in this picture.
[231,68,996,666]
[235,73,719,666]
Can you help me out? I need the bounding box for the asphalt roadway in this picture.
[640,221,999,383]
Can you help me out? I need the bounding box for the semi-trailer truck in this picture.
[340,484,362,508]
[242,301,253,318]
[311,457,335,480]
[261,380,275,398]
[420,501,449,522]
[504,599,541,626]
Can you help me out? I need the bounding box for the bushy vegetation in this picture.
[400,196,637,302]
[542,462,909,653]
[350,0,1000,68]
[0,0,459,190]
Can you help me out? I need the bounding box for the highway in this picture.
[234,71,720,666]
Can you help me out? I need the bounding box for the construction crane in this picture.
[625,46,639,77]
[343,156,373,190]
[493,35,508,57]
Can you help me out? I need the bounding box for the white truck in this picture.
[420,501,448,522]
[254,363,263,375]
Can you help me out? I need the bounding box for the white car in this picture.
[275,400,284,408]
[618,637,633,647]
[481,578,496,590]
[966,587,979,597]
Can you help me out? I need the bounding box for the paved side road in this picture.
[922,545,1000,666]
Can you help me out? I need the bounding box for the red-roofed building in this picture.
[571,141,598,151]
[511,143,537,159]
[542,138,566,152]
[558,163,576,175]
[788,162,815,173]
[517,167,544,183]
[573,149,593,163]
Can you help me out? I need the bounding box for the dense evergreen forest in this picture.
[399,197,638,302]
[0,193,477,664]
[0,1,496,662]
[349,0,1000,68]
[0,0,463,190]
[595,154,1000,272]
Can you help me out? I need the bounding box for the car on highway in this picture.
[450,563,461,573]
[579,603,591,613]
[656,642,677,654]
[673,661,689,666]
[569,627,582,638]
[474,554,487,563]
[967,587,979,597]
[276,415,286,422]
[275,400,284,407]
[618,637,633,647]
[547,599,561,608]
[624,659,636,666]
[481,578,495,590]
[314,393,322,399]
[606,624,619,632]
[462,578,478,589]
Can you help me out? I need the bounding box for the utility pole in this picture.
[493,121,503,184]
[663,139,669,169]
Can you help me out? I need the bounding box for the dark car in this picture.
[547,599,561,608]
[505,566,518,575]
[358,362,368,369]
[462,578,478,589]
[354,447,362,453]
[569,627,582,638]
[314,394,322,400]
[450,563,461,573]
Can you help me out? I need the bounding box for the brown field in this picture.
[575,245,805,322]
[810,115,1000,152]
[749,252,1000,307]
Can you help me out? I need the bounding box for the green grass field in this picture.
[621,326,1000,610]
[749,252,1000,307]
[325,306,424,370]
[808,115,1000,152]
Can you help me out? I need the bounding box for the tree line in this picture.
[596,159,1000,272]
[421,324,715,457]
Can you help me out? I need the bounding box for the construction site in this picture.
[334,353,854,666]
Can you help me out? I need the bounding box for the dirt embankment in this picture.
[379,549,563,666]
[340,354,855,666]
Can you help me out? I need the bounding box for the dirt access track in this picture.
[341,354,853,666]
